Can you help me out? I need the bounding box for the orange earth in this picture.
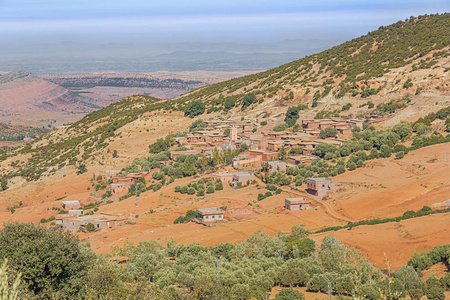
[0,113,449,300]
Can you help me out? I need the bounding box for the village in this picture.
[53,116,367,232]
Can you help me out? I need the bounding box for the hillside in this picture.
[1,14,450,278]
[0,123,48,141]
[0,71,100,115]
[171,13,449,121]
[1,14,446,180]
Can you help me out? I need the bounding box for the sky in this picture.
[0,0,448,73]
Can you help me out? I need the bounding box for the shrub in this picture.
[307,275,327,292]
[224,97,235,110]
[76,164,87,175]
[189,119,207,132]
[266,184,277,191]
[395,151,405,159]
[275,288,305,300]
[347,161,357,170]
[184,100,205,117]
[289,147,303,155]
[86,223,95,232]
[215,180,223,191]
[341,103,352,111]
[242,93,256,109]
[273,124,287,132]
[319,127,338,139]
[206,185,215,194]
[426,287,445,300]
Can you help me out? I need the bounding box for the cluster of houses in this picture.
[55,200,124,232]
[171,117,364,171]
[90,115,343,202]
[91,170,154,195]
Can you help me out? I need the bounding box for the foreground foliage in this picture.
[0,223,449,299]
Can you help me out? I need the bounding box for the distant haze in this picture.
[0,0,448,74]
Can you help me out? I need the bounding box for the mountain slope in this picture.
[0,71,100,116]
[1,13,450,181]
[172,13,449,114]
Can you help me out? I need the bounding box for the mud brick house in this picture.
[265,161,287,172]
[111,177,132,194]
[211,172,234,183]
[297,141,318,155]
[286,155,314,166]
[348,119,364,129]
[301,119,321,129]
[318,121,336,130]
[306,177,335,198]
[126,172,153,182]
[221,144,237,151]
[259,151,278,161]
[93,170,120,182]
[285,198,311,210]
[233,171,254,185]
[62,200,80,210]
[267,141,285,152]
[304,129,321,137]
[55,214,75,225]
[263,131,285,140]
[233,154,261,169]
[61,214,120,231]
[205,133,224,143]
[197,207,224,222]
[173,136,186,145]
[230,127,238,141]
[185,134,203,144]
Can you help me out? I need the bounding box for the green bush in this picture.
[0,223,95,297]
[319,127,338,139]
[273,124,287,132]
[426,287,445,300]
[184,100,205,117]
[215,180,223,191]
[86,223,95,232]
[275,288,305,300]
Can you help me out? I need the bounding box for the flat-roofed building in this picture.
[211,172,234,183]
[233,171,254,184]
[285,198,311,211]
[265,161,287,172]
[61,214,122,231]
[306,177,335,198]
[62,200,80,210]
[197,207,224,222]
[286,155,314,166]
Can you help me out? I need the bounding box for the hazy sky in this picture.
[0,0,448,73]
[2,0,448,42]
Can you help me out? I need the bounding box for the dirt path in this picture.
[288,187,352,223]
